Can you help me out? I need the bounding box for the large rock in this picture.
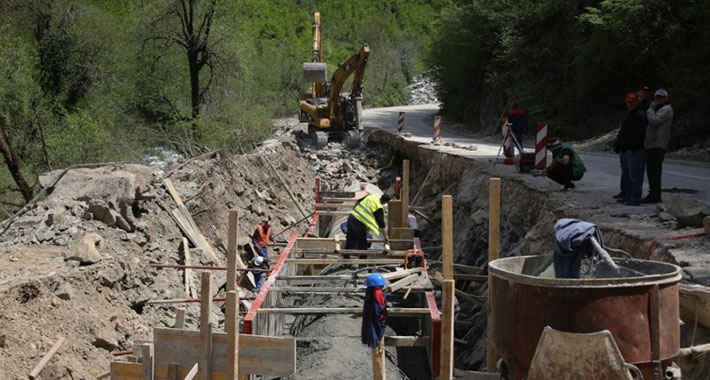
[66,234,102,264]
[670,196,710,227]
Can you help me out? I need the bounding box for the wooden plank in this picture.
[183,238,194,298]
[175,308,186,329]
[296,249,408,257]
[96,371,111,380]
[321,196,357,202]
[441,279,455,380]
[454,368,500,379]
[384,336,430,347]
[387,273,419,292]
[314,211,351,217]
[199,272,212,380]
[388,200,403,229]
[164,179,221,266]
[111,361,143,380]
[28,336,65,380]
[487,178,500,373]
[152,328,296,378]
[401,159,410,227]
[442,195,453,281]
[382,267,424,281]
[183,364,199,380]
[454,274,488,282]
[256,307,430,315]
[285,258,403,265]
[225,291,238,380]
[142,343,154,380]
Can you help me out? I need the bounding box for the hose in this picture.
[646,231,706,260]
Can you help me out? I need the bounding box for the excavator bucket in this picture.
[303,62,327,83]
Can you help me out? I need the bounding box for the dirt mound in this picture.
[0,133,314,379]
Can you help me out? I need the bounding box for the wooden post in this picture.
[401,160,410,227]
[141,343,154,380]
[442,195,454,280]
[487,178,501,373]
[28,336,65,380]
[200,272,213,380]
[226,290,239,380]
[175,308,186,329]
[440,279,455,380]
[372,340,386,380]
[227,210,239,292]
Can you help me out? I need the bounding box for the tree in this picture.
[147,0,219,139]
[0,116,33,203]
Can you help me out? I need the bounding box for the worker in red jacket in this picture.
[362,273,388,376]
[252,219,274,262]
[506,105,528,149]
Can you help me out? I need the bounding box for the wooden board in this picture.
[385,336,430,347]
[152,328,295,378]
[389,227,414,250]
[111,361,143,380]
[388,200,403,229]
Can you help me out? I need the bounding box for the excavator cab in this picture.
[299,12,368,149]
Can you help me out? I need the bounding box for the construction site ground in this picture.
[1,103,709,379]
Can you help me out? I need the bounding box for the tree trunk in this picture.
[188,50,201,140]
[0,116,34,203]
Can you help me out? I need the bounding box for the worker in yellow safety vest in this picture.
[345,193,391,250]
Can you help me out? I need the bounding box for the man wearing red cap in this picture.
[613,92,647,206]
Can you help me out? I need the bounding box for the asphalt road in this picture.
[363,104,710,202]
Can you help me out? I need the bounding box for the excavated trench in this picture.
[356,128,684,371]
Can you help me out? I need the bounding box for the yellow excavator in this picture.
[299,12,369,148]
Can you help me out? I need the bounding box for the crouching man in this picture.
[543,137,586,191]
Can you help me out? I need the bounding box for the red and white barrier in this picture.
[432,116,442,144]
[397,112,405,132]
[502,121,513,158]
[535,122,547,169]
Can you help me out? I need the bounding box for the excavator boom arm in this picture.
[327,44,370,119]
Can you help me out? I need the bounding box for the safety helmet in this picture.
[254,256,265,266]
[365,273,386,288]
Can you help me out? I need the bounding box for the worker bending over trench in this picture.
[346,193,392,250]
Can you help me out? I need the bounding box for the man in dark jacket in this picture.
[614,92,647,206]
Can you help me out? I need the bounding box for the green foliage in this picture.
[428,0,710,147]
[0,0,441,209]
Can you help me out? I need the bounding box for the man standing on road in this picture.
[643,89,673,204]
[542,137,586,191]
[346,193,391,251]
[614,92,647,206]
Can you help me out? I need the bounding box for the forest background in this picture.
[1,0,708,213]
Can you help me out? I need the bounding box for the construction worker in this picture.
[614,92,647,206]
[248,255,268,292]
[252,219,274,262]
[346,193,391,250]
[506,104,528,149]
[361,273,388,375]
[542,137,586,191]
